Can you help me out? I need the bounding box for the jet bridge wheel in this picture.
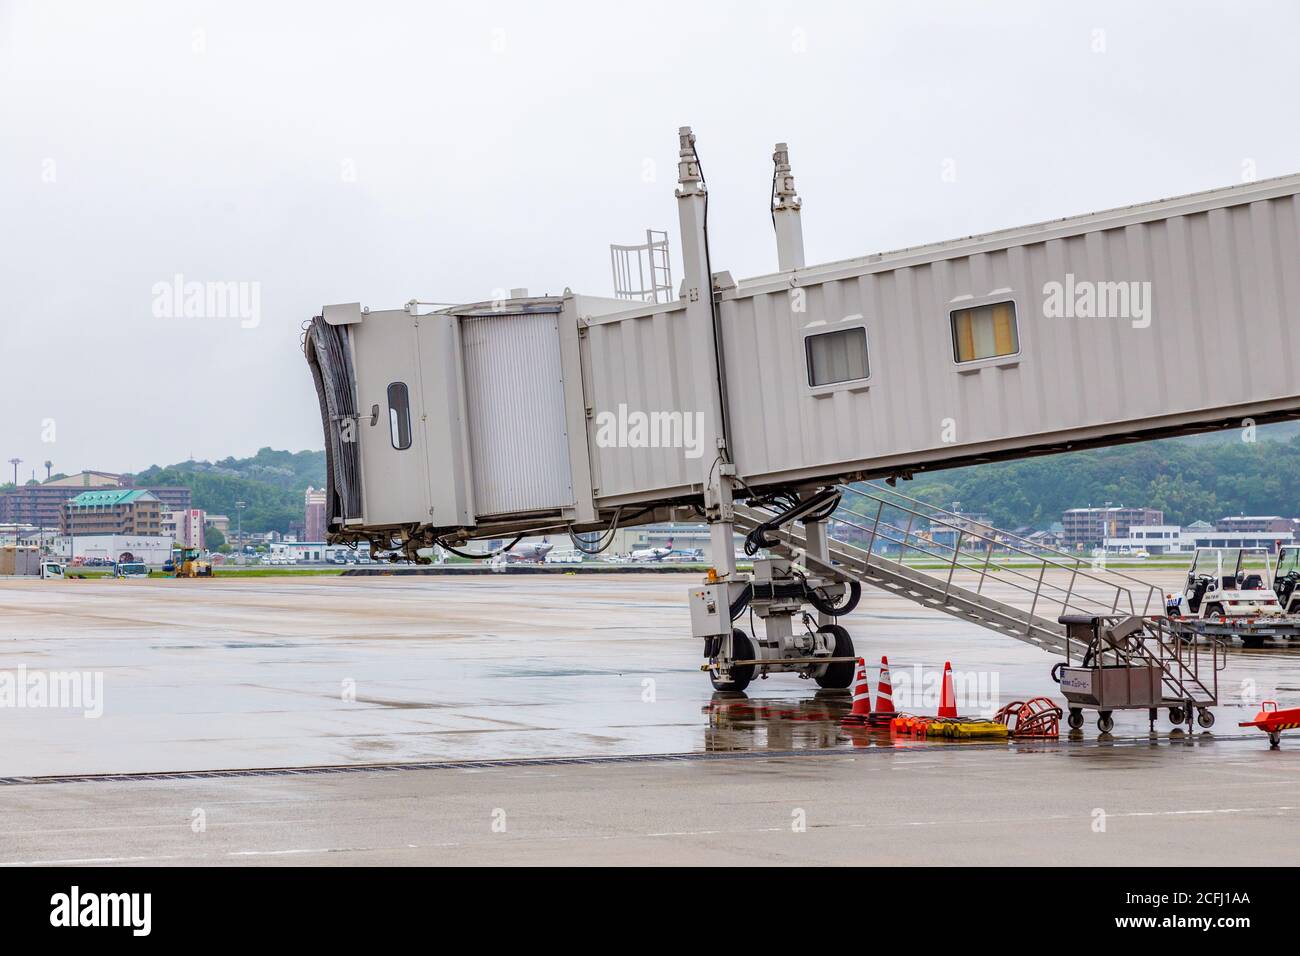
[813,624,855,689]
[709,629,756,693]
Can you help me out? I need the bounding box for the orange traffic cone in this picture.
[870,655,896,725]
[841,658,871,726]
[938,661,958,718]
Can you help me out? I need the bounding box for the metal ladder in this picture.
[1129,618,1221,707]
[733,482,1167,657]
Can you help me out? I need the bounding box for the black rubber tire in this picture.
[1269,731,1282,749]
[813,624,855,689]
[1242,636,1266,649]
[1205,604,1225,621]
[709,629,756,692]
[1067,709,1084,730]
[1168,706,1186,724]
[1196,708,1215,728]
[1097,712,1115,734]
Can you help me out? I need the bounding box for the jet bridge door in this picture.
[349,309,433,529]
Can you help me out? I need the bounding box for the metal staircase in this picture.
[733,482,1167,657]
[1121,618,1220,707]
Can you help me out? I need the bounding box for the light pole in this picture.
[7,458,20,487]
[235,500,246,559]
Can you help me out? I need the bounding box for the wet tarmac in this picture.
[1,571,1296,777]
[2,571,1297,865]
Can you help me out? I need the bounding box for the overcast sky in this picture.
[2,0,1298,478]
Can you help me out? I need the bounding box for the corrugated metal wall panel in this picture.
[723,191,1300,486]
[583,303,702,501]
[461,313,574,517]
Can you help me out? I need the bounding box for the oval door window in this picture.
[387,382,412,450]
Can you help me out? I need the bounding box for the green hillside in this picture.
[132,448,325,534]
[121,421,1300,536]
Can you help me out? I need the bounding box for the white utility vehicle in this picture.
[40,561,64,579]
[1167,547,1284,621]
[1271,546,1300,614]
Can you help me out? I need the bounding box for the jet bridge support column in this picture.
[773,146,836,624]
[676,126,736,581]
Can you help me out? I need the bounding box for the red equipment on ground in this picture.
[1238,700,1300,750]
[994,697,1063,738]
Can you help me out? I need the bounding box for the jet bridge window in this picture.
[387,382,412,450]
[951,301,1019,363]
[805,326,870,387]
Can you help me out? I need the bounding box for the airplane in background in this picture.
[630,538,674,562]
[504,537,555,563]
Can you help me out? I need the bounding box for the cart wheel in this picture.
[1097,712,1115,734]
[1067,708,1084,730]
[1269,731,1282,749]
[813,625,855,689]
[709,629,756,693]
[1196,708,1215,728]
[1168,706,1186,724]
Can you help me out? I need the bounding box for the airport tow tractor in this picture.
[1165,547,1300,648]
[1239,700,1300,749]
[1272,546,1300,616]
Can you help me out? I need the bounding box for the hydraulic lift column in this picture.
[773,144,836,624]
[676,126,737,580]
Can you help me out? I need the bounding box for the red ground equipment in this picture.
[994,697,1063,738]
[1238,700,1300,749]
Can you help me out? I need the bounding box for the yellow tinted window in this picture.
[951,301,1019,363]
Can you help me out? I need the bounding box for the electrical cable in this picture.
[438,535,523,560]
[689,139,732,455]
[769,157,779,234]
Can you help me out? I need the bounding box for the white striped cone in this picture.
[842,658,871,725]
[874,655,895,715]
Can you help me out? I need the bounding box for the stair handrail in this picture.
[839,483,1162,615]
[827,509,1135,619]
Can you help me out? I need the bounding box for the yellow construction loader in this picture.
[166,547,213,578]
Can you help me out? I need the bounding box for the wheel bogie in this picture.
[709,629,756,692]
[813,624,855,689]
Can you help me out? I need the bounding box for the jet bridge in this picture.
[305,127,1300,688]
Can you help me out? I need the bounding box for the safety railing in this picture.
[817,483,1166,634]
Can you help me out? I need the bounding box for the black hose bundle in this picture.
[729,576,861,620]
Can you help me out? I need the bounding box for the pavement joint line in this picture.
[0,732,1268,787]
